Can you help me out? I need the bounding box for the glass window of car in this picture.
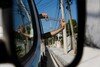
[13,0,34,58]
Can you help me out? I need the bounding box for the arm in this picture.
[42,19,66,39]
[18,30,32,39]
[50,27,64,36]
[50,19,66,36]
[21,33,31,38]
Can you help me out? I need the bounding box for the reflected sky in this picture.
[35,0,77,33]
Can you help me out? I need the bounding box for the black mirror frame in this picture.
[67,0,86,67]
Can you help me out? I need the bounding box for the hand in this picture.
[17,28,23,34]
[60,19,66,29]
[17,30,21,33]
[41,13,48,18]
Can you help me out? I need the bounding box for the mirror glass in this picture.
[35,0,78,66]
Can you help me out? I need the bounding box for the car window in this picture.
[13,0,34,58]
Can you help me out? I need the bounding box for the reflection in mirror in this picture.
[35,0,78,66]
[13,0,33,58]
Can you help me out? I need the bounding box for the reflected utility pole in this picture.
[66,0,77,53]
[60,0,67,54]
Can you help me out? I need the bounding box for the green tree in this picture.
[66,19,78,36]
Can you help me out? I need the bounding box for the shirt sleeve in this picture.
[41,32,52,39]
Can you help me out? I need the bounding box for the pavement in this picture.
[77,46,100,67]
[48,47,75,66]
[48,46,100,67]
